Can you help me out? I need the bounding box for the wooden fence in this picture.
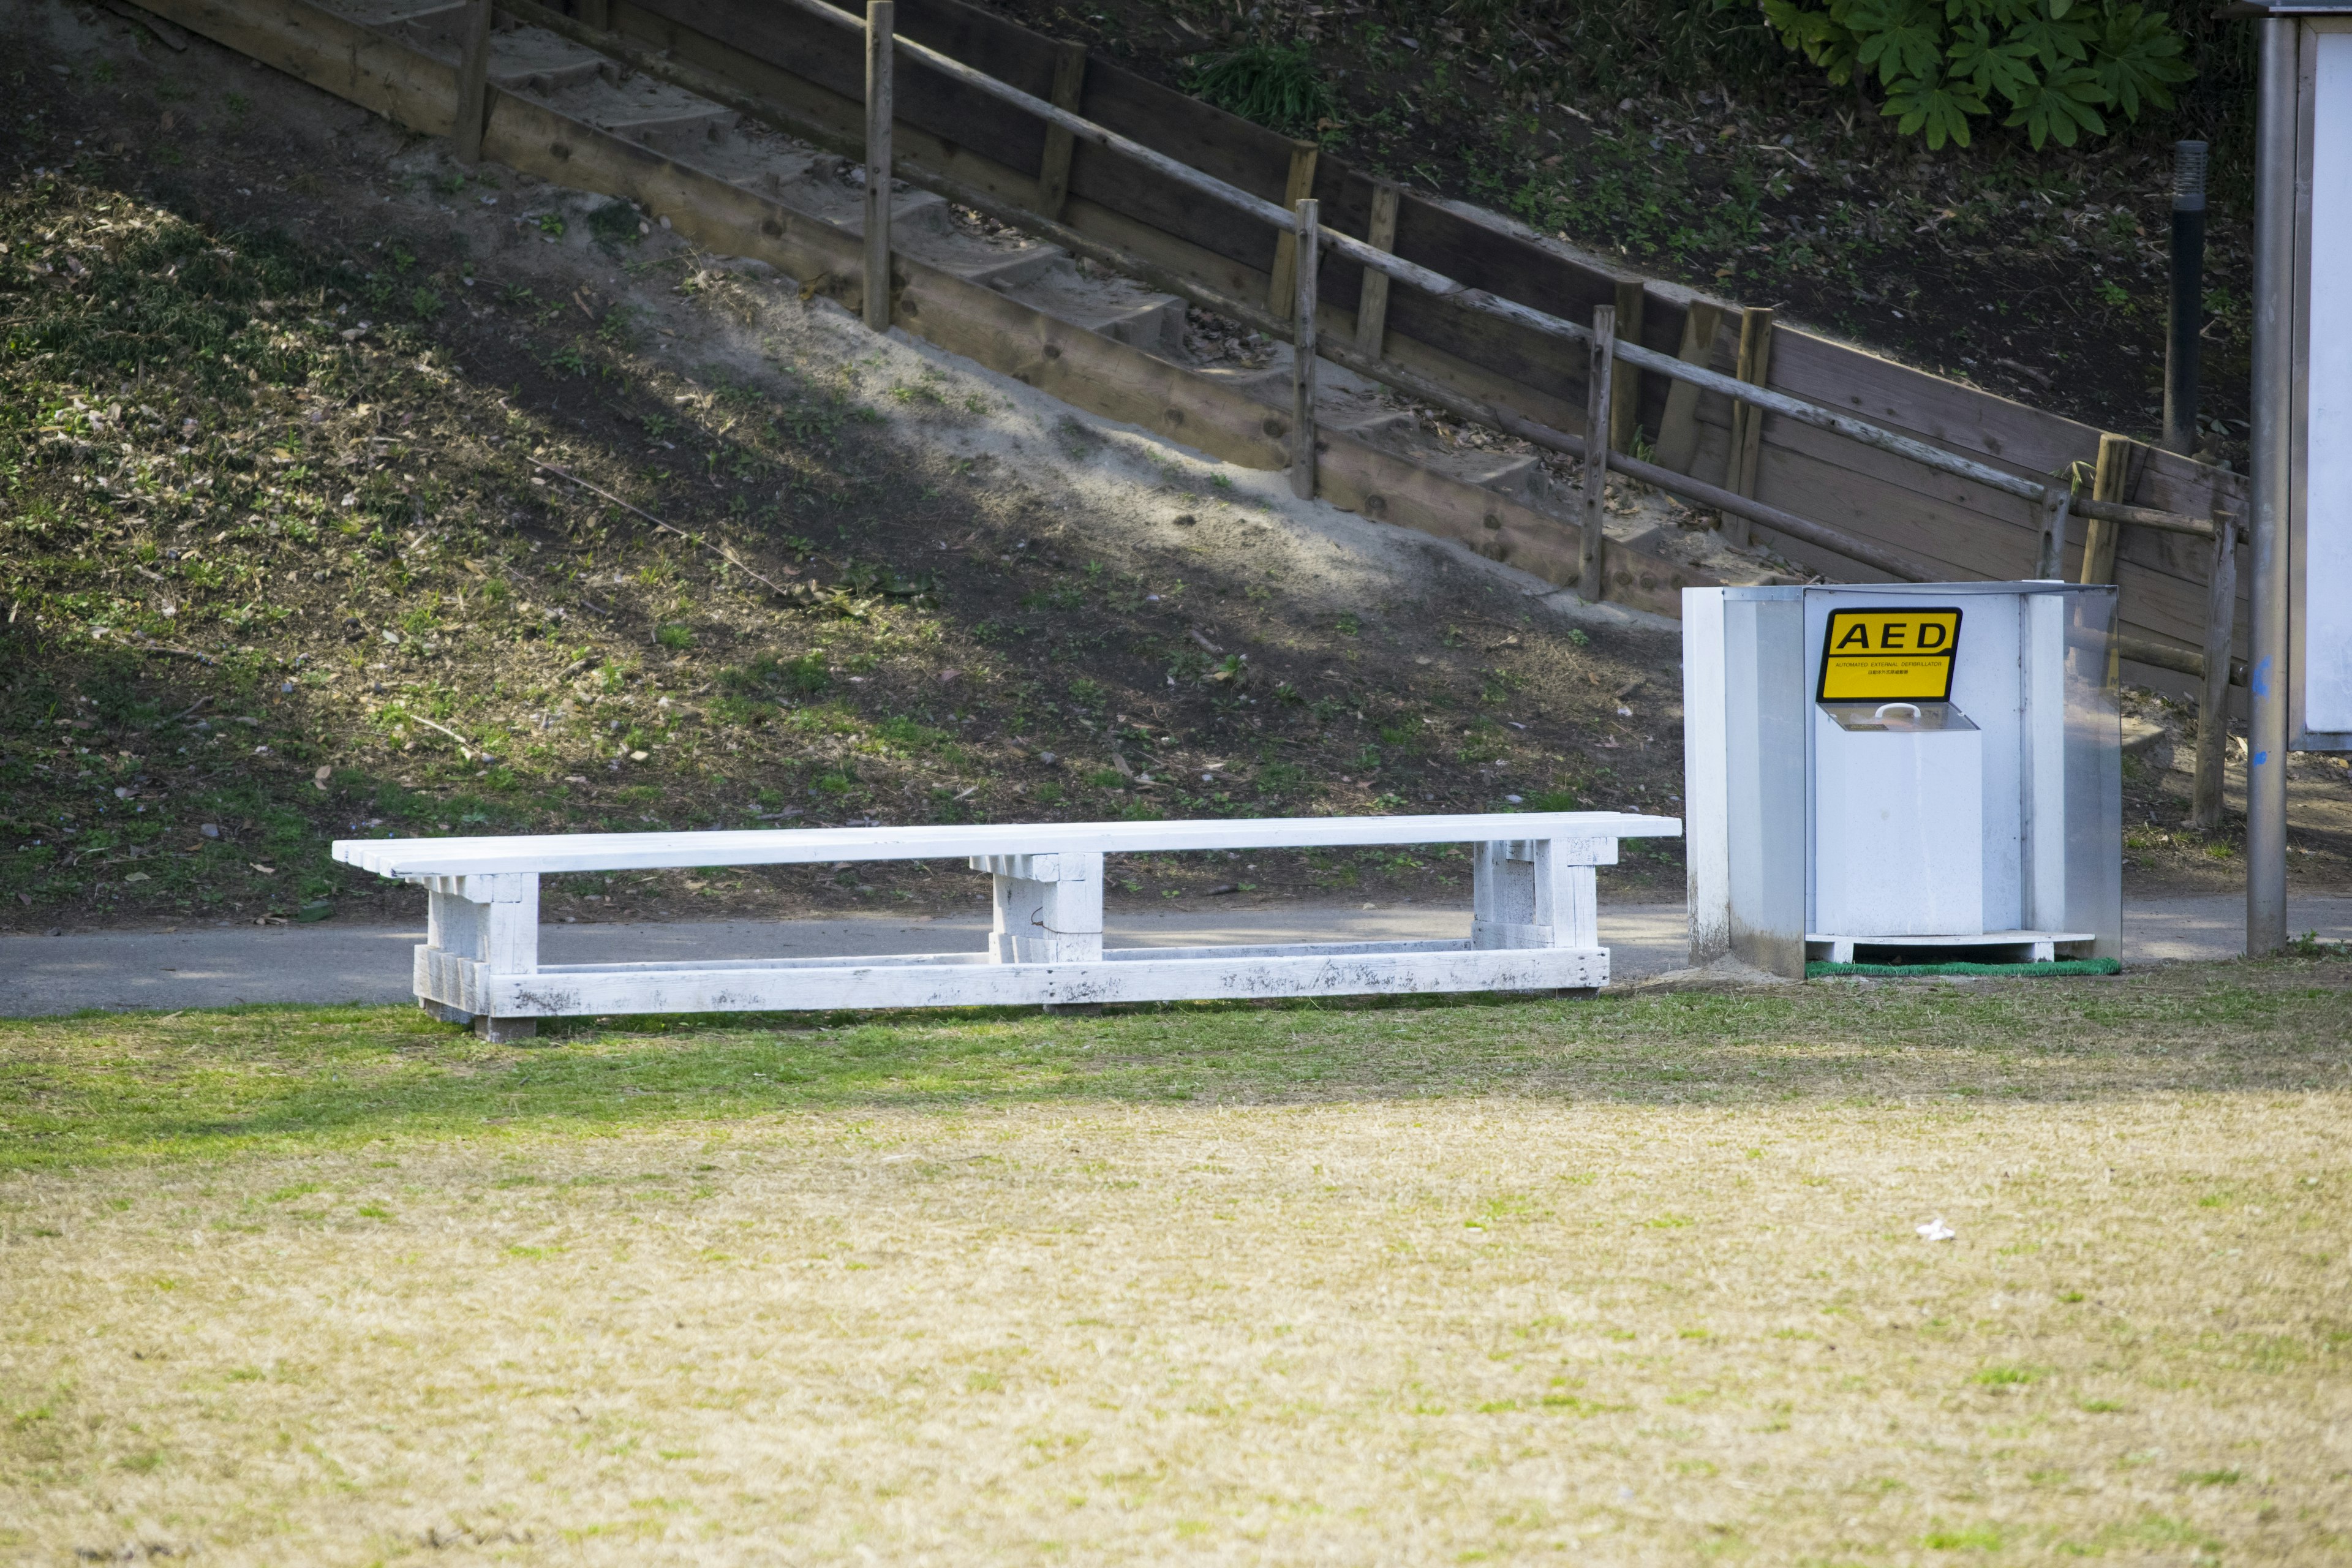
[585,0,2247,687]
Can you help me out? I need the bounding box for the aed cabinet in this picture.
[1682,582,2121,977]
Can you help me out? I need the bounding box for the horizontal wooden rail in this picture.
[2074,496,2221,538]
[2117,633,2247,687]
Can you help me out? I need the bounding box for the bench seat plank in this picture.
[333,811,1679,878]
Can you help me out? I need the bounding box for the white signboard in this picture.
[2301,26,2352,743]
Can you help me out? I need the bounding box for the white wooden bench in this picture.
[331,812,1681,1039]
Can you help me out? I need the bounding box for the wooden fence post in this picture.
[863,0,895,334]
[1265,142,1319,314]
[1290,197,1320,501]
[453,0,494,165]
[1352,180,1400,360]
[2078,432,2135,583]
[1578,304,1616,602]
[1722,306,1774,546]
[1034,40,1087,221]
[2191,505,2239,830]
[2034,481,2072,580]
[1653,300,1724,474]
[1608,278,1645,456]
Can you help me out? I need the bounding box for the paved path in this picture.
[2125,895,2352,962]
[2,897,2345,1017]
[0,907,1680,1016]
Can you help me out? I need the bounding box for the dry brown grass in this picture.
[6,1077,2348,1562]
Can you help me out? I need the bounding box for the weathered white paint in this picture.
[1469,837,1605,951]
[415,871,539,1039]
[972,850,1102,963]
[336,812,1679,1026]
[495,944,1608,1016]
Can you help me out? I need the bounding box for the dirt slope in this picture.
[0,3,1693,935]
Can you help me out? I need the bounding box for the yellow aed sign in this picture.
[1817,607,1963,702]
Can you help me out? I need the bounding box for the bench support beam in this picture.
[416,872,541,1041]
[1472,836,1608,951]
[973,850,1102,963]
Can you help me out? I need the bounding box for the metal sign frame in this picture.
[2291,14,2352,750]
[2237,0,2352,953]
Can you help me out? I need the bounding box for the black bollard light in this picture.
[2163,140,2207,456]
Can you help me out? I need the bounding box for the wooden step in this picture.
[483,32,609,94]
[309,0,462,25]
[951,244,1071,292]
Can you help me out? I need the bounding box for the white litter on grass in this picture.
[1917,1217,1956,1242]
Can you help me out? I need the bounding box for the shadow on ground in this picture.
[3,953,2346,1166]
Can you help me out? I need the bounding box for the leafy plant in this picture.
[1752,0,2191,149]
[1185,43,1341,137]
[718,651,829,701]
[1260,761,1306,794]
[836,559,937,601]
[875,714,947,752]
[586,200,643,249]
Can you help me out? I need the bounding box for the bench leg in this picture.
[970,851,1104,965]
[413,872,542,1039]
[1472,836,1609,951]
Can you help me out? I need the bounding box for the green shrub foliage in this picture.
[1754,0,2193,148]
[1185,42,1341,138]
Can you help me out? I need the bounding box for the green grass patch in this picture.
[1,957,2344,1170]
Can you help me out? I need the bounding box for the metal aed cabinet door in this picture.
[1812,712,1986,937]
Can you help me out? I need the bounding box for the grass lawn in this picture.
[4,960,2350,1563]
